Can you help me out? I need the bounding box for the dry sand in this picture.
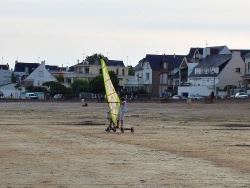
[0,101,250,188]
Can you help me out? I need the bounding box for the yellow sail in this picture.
[100,58,120,124]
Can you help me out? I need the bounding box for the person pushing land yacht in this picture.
[116,97,127,129]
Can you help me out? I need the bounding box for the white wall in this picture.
[178,86,212,97]
[142,60,152,84]
[0,83,21,98]
[25,62,56,86]
[0,69,11,85]
[245,57,250,74]
[217,51,245,89]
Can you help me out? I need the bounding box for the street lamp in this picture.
[212,71,216,95]
[19,76,22,99]
[137,75,141,91]
[168,72,173,89]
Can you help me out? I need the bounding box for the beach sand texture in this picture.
[0,101,250,187]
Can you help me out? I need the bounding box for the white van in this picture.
[25,93,38,99]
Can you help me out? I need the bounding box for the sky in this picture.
[1,0,250,70]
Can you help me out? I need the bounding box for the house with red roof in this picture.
[126,54,185,97]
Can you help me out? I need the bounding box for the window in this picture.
[235,68,241,73]
[195,51,199,59]
[25,67,29,73]
[38,71,44,77]
[146,73,149,80]
[85,68,89,74]
[122,69,125,75]
[159,73,168,84]
[163,62,168,69]
[175,80,179,86]
[209,68,212,73]
[116,69,119,75]
[248,62,250,74]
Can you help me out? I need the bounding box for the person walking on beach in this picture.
[116,97,127,129]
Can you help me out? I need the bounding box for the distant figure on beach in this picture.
[211,91,214,99]
[81,99,88,107]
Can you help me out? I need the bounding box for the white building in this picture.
[25,61,56,86]
[178,46,246,97]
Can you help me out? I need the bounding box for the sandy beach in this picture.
[0,101,250,187]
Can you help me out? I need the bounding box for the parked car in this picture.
[91,94,98,99]
[235,92,248,98]
[172,95,182,99]
[188,94,205,99]
[125,94,137,100]
[54,94,62,100]
[25,93,38,99]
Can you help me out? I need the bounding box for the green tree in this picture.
[43,81,68,96]
[71,79,89,95]
[85,53,108,64]
[26,85,34,91]
[32,86,48,92]
[11,72,16,83]
[89,75,104,94]
[128,66,135,76]
[56,75,64,83]
[89,70,120,94]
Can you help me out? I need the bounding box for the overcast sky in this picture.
[1,0,250,69]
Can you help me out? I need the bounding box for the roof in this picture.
[106,60,125,67]
[189,54,231,78]
[243,53,250,58]
[208,46,226,55]
[195,54,232,68]
[14,61,68,75]
[0,64,9,70]
[186,48,203,58]
[133,63,143,71]
[186,46,228,58]
[45,65,67,72]
[143,54,185,70]
[230,49,250,57]
[75,59,124,67]
[14,61,39,74]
